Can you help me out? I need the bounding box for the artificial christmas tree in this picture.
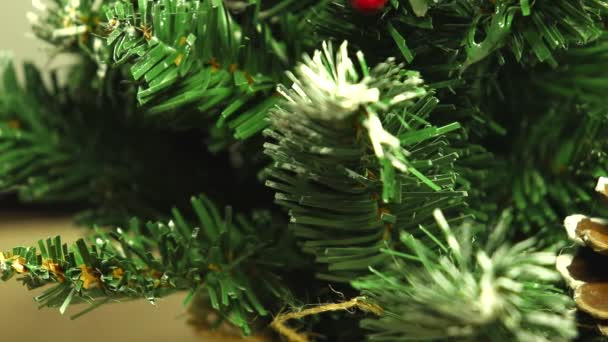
[1,0,607,341]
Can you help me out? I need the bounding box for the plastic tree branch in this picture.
[503,105,608,236]
[264,41,473,281]
[102,1,271,132]
[0,53,215,224]
[353,209,577,341]
[0,195,290,335]
[310,1,607,73]
[473,35,608,238]
[536,34,608,111]
[0,53,99,203]
[1,0,607,340]
[26,0,311,141]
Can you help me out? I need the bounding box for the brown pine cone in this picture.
[557,177,608,335]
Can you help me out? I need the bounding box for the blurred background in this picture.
[0,2,205,341]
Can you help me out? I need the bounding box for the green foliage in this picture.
[264,42,473,281]
[460,0,607,69]
[27,0,315,140]
[28,0,106,53]
[0,53,109,203]
[309,0,608,74]
[536,33,608,111]
[100,0,281,134]
[353,210,577,341]
[502,106,608,235]
[0,195,291,335]
[0,53,213,224]
[3,0,608,340]
[468,36,608,238]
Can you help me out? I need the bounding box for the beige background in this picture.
[0,2,45,68]
[0,2,218,342]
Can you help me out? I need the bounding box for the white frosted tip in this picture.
[596,177,608,195]
[556,254,584,290]
[32,0,46,11]
[26,12,39,24]
[92,0,103,11]
[52,25,87,38]
[564,214,587,245]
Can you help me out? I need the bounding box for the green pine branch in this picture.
[27,0,106,56]
[0,53,99,203]
[263,41,476,281]
[7,0,608,340]
[98,0,298,137]
[464,34,608,240]
[27,0,303,140]
[535,33,608,111]
[462,0,607,69]
[309,0,607,73]
[353,209,577,341]
[0,54,216,224]
[0,195,292,335]
[498,104,608,237]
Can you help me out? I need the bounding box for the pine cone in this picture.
[557,177,608,335]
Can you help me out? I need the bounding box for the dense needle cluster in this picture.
[0,0,607,341]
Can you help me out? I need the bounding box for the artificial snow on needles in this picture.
[287,41,380,121]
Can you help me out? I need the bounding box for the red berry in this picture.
[351,0,389,12]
